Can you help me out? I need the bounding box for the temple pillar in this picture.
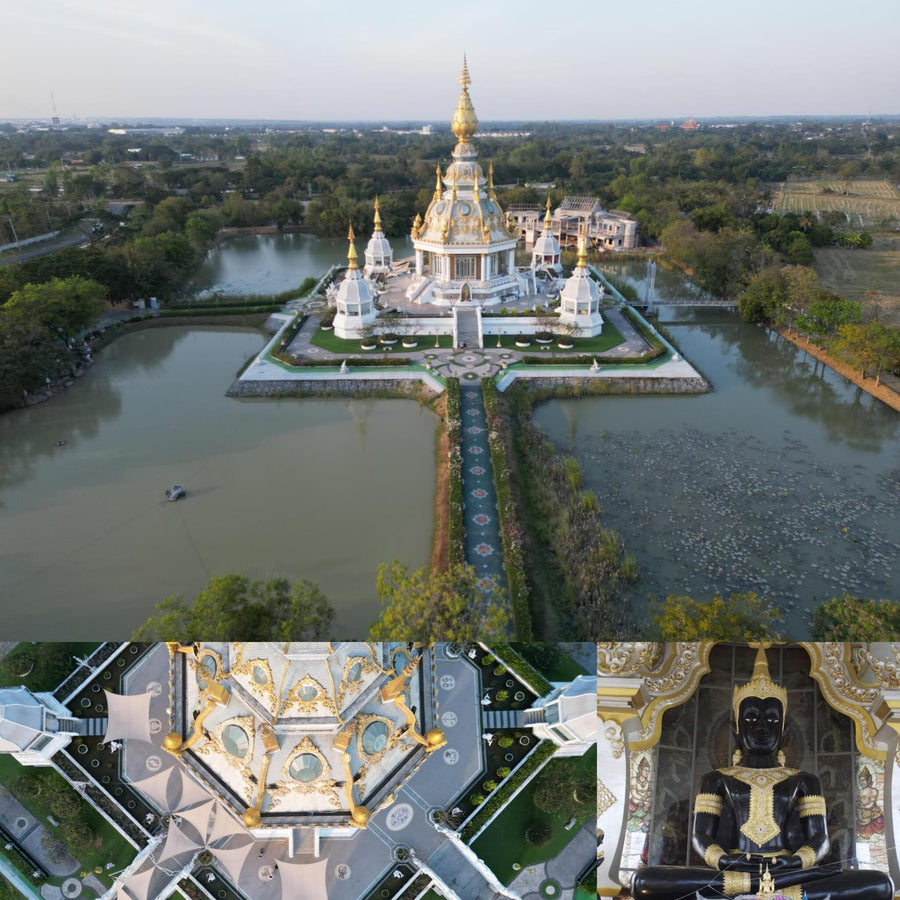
[415,249,424,276]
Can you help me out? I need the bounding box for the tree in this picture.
[653,593,782,641]
[369,561,509,641]
[133,574,335,640]
[812,596,900,641]
[532,757,594,817]
[3,276,106,340]
[737,267,787,325]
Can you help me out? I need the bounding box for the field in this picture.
[772,179,900,229]
[814,234,900,325]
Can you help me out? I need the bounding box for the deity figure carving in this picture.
[631,646,893,900]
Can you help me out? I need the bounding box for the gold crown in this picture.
[732,645,788,728]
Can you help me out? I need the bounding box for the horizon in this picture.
[3,0,898,122]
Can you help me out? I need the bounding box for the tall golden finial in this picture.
[576,220,588,268]
[433,163,443,200]
[373,196,382,232]
[544,196,553,231]
[451,57,478,143]
[347,223,358,270]
[488,161,496,199]
[451,167,458,202]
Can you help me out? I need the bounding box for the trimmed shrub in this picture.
[525,821,553,847]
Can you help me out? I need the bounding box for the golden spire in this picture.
[544,196,553,231]
[451,167,458,202]
[488,161,496,200]
[451,56,478,143]
[433,163,443,200]
[576,221,588,268]
[347,223,358,270]
[373,196,382,233]
[732,645,788,728]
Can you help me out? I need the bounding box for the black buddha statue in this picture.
[631,646,893,900]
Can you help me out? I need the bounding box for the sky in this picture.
[3,0,899,122]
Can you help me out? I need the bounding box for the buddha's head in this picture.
[732,646,788,759]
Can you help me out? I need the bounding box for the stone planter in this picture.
[321,324,333,331]
[91,684,101,693]
[77,744,89,755]
[401,340,417,348]
[361,342,377,350]
[515,340,531,348]
[557,341,574,349]
[514,691,525,701]
[519,736,531,746]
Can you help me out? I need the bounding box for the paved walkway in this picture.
[459,385,509,598]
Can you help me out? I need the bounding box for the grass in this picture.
[0,756,136,885]
[488,322,624,353]
[0,643,102,692]
[814,236,900,318]
[311,327,453,353]
[470,745,596,885]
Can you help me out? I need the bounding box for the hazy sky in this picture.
[4,0,898,121]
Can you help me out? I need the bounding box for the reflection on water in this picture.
[535,266,900,632]
[0,327,435,638]
[190,233,414,297]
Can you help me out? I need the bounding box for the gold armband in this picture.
[722,870,751,895]
[781,887,802,900]
[796,845,816,869]
[704,844,725,868]
[695,792,723,816]
[798,795,826,818]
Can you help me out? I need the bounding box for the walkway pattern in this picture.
[458,385,509,596]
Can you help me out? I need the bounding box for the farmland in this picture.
[772,178,900,229]
[814,234,900,325]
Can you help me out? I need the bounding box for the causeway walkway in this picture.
[458,384,509,597]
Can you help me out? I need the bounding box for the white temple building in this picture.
[332,225,377,339]
[363,198,393,279]
[557,228,604,336]
[406,58,524,307]
[530,197,562,275]
[0,686,84,765]
[523,674,596,757]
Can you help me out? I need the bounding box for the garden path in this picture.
[458,384,509,599]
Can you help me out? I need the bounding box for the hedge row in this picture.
[483,642,553,696]
[482,378,532,639]
[271,354,413,368]
[621,305,666,351]
[445,378,465,566]
[159,305,281,317]
[460,739,556,842]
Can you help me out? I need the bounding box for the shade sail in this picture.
[159,820,202,863]
[211,842,256,886]
[103,691,153,744]
[278,858,330,900]
[207,803,250,849]
[175,768,215,812]
[132,768,178,812]
[116,866,157,900]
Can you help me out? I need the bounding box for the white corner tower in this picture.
[558,225,604,336]
[0,686,82,766]
[531,196,562,274]
[333,225,378,340]
[364,197,393,278]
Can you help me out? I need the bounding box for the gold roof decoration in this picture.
[347,223,359,270]
[165,642,436,827]
[576,221,588,268]
[732,645,789,727]
[544,196,553,231]
[373,197,382,233]
[451,55,478,143]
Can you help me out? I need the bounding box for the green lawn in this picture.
[0,756,136,884]
[470,745,596,885]
[488,322,624,353]
[535,652,589,683]
[0,643,102,692]
[310,328,453,354]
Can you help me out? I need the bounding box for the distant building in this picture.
[681,118,700,131]
[508,195,639,252]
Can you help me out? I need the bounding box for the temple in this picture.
[407,56,522,307]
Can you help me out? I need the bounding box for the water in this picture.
[1,273,434,638]
[190,232,413,297]
[534,263,900,631]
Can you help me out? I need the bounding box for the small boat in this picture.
[165,484,186,501]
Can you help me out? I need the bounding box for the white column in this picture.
[415,249,424,276]
[481,254,488,282]
[507,249,515,276]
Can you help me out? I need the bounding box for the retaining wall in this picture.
[227,378,439,400]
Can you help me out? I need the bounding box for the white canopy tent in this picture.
[115,866,157,900]
[277,858,330,900]
[159,819,202,864]
[103,691,153,744]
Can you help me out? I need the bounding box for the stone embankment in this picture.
[514,375,710,395]
[226,378,438,400]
